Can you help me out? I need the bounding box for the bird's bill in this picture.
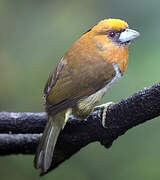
[119,28,140,43]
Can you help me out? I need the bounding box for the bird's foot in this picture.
[94,102,114,128]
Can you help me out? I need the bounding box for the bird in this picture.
[34,18,140,174]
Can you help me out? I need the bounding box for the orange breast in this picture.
[92,33,129,74]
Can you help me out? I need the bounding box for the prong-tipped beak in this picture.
[119,28,140,43]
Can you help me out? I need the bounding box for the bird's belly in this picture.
[72,85,110,119]
[72,64,122,119]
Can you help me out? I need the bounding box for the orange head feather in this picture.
[81,18,139,73]
[91,19,128,34]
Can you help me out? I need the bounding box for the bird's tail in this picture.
[34,113,65,174]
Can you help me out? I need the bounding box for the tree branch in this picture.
[0,82,160,175]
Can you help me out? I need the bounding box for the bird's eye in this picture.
[108,31,116,38]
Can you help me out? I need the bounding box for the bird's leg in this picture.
[62,108,72,129]
[94,102,114,128]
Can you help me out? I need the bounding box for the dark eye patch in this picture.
[108,31,116,38]
[107,30,130,46]
[107,31,120,40]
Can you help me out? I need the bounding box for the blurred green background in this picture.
[0,0,160,179]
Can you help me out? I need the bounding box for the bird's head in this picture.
[89,18,140,47]
[82,18,140,73]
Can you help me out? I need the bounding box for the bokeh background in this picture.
[0,0,160,179]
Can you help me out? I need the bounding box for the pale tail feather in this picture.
[34,114,64,173]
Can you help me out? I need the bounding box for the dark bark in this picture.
[0,82,160,175]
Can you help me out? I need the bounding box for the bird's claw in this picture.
[94,102,114,128]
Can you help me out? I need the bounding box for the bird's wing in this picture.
[44,57,116,115]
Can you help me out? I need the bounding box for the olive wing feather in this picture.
[44,57,115,115]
